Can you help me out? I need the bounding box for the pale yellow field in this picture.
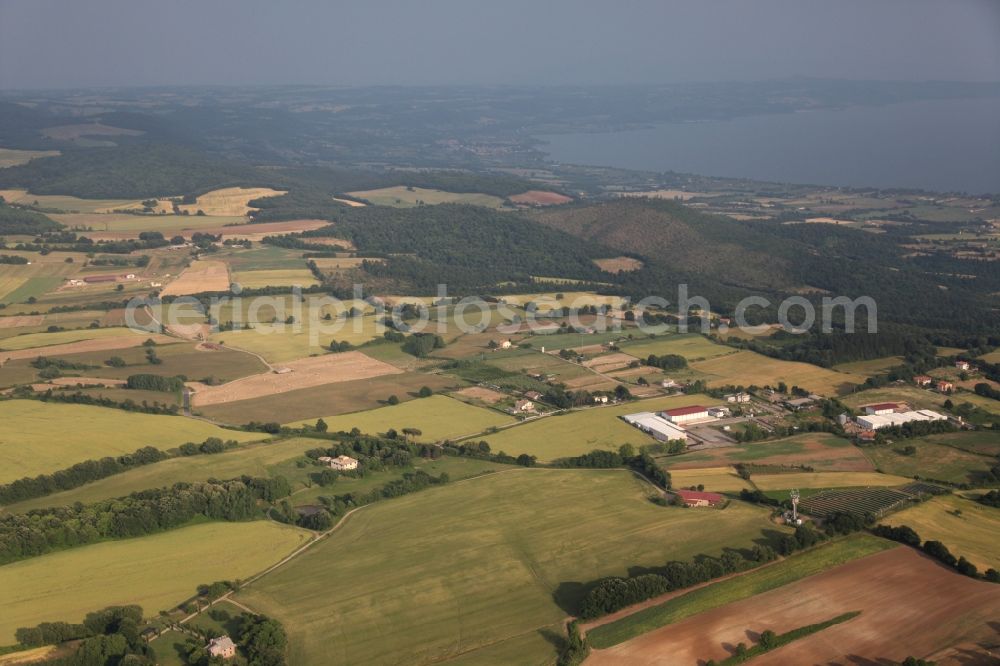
[669,467,754,492]
[160,260,230,296]
[0,147,60,168]
[332,197,366,207]
[691,350,866,395]
[213,315,384,363]
[0,400,262,483]
[0,521,311,643]
[175,187,287,216]
[884,495,1000,572]
[751,471,913,490]
[52,211,246,233]
[979,350,1000,363]
[0,189,142,213]
[0,325,154,352]
[232,268,319,289]
[347,186,505,209]
[287,394,514,439]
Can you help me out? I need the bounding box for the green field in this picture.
[620,333,737,361]
[231,268,318,289]
[669,467,754,492]
[213,317,383,363]
[347,186,506,209]
[0,326,149,352]
[841,386,948,412]
[480,394,713,461]
[236,468,787,665]
[286,394,513,439]
[587,534,896,648]
[666,433,870,472]
[883,494,1000,572]
[0,521,311,643]
[691,350,866,396]
[863,433,999,484]
[751,471,912,491]
[0,400,261,483]
[833,356,904,376]
[51,212,246,234]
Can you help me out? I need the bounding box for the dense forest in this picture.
[0,201,61,234]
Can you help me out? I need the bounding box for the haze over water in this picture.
[540,97,1000,194]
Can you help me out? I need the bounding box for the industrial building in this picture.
[661,405,710,424]
[622,412,689,442]
[855,410,947,431]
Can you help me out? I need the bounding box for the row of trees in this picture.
[872,524,999,582]
[0,476,290,564]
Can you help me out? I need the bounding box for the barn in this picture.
[675,489,724,507]
[661,405,710,424]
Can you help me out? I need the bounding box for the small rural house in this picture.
[318,455,359,471]
[913,375,932,387]
[514,399,535,412]
[207,636,236,659]
[707,406,729,418]
[675,489,724,507]
[955,360,971,371]
[725,392,751,403]
[524,390,543,401]
[593,395,609,404]
[937,380,955,393]
[660,379,680,389]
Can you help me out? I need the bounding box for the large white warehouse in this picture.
[856,409,947,431]
[623,412,689,442]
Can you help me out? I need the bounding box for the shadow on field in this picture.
[552,580,602,616]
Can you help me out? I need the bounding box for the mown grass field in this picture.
[586,534,896,648]
[883,494,1000,572]
[832,356,904,376]
[3,437,316,512]
[0,521,311,643]
[750,471,912,491]
[0,401,261,483]
[480,394,713,461]
[841,386,947,412]
[236,469,787,665]
[691,350,866,396]
[0,326,148,352]
[0,188,140,213]
[863,433,998,484]
[212,317,383,363]
[347,186,506,209]
[669,466,754,492]
[619,333,737,361]
[196,371,460,425]
[286,394,512,439]
[51,212,246,234]
[231,268,318,289]
[0,147,60,168]
[666,433,872,472]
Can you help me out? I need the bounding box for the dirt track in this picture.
[586,547,1000,666]
[189,350,402,406]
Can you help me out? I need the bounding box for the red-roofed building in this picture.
[913,375,932,387]
[675,489,724,507]
[864,403,897,416]
[661,405,710,424]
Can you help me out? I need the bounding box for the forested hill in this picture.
[0,145,269,199]
[530,198,1000,336]
[308,204,611,291]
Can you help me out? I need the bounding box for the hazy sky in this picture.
[1,0,998,89]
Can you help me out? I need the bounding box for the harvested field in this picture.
[0,521,310,644]
[190,351,401,406]
[668,467,753,492]
[0,400,261,483]
[751,471,912,491]
[286,394,514,440]
[562,374,620,391]
[593,256,644,273]
[588,546,1000,666]
[175,187,286,216]
[52,212,246,237]
[667,433,874,472]
[0,189,139,214]
[0,147,59,168]
[0,330,173,363]
[691,350,866,396]
[620,333,736,362]
[160,260,230,296]
[231,268,318,289]
[0,314,44,328]
[196,371,458,425]
[508,190,573,206]
[40,123,144,140]
[454,386,508,404]
[582,352,636,372]
[348,186,505,209]
[332,197,366,207]
[212,317,385,364]
[884,494,1000,572]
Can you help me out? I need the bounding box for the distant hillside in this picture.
[529,198,792,291]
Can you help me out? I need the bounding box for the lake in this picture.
[538,96,1000,194]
